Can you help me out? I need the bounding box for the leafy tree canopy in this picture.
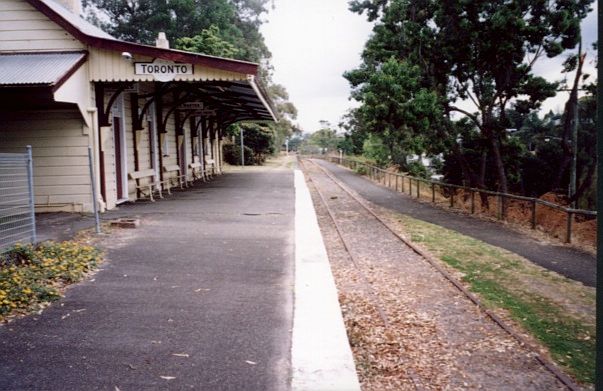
[175,25,238,58]
[346,0,593,193]
[83,0,271,62]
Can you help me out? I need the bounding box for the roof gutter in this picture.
[247,75,277,122]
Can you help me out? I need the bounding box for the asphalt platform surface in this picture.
[314,159,596,287]
[0,169,295,390]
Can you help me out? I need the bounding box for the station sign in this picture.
[179,102,204,110]
[134,59,194,82]
[200,110,217,117]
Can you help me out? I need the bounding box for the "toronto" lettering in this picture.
[138,64,191,74]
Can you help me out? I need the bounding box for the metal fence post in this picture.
[450,188,454,208]
[416,179,420,198]
[471,191,475,214]
[432,183,436,203]
[88,146,101,234]
[26,146,36,244]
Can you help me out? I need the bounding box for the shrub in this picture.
[223,144,254,166]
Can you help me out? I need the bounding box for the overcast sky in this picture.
[261,1,598,134]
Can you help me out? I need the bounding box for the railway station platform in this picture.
[0,159,360,390]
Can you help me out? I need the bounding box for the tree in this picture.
[267,84,299,151]
[308,122,340,152]
[339,108,369,155]
[175,25,238,58]
[346,57,441,168]
[229,123,275,164]
[348,0,593,193]
[82,0,270,62]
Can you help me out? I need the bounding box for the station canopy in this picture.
[0,0,276,125]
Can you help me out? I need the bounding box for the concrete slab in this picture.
[291,169,361,391]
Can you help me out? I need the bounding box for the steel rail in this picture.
[302,158,582,391]
[300,159,423,391]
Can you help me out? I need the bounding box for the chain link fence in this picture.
[0,146,36,251]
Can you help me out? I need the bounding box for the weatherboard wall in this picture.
[0,0,85,52]
[0,110,92,212]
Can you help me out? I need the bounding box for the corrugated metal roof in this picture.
[0,52,86,87]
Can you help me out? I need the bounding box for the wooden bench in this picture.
[189,162,205,183]
[128,169,162,202]
[163,164,187,190]
[205,158,216,178]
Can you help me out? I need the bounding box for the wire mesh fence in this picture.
[0,147,36,252]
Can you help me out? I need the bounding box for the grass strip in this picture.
[0,241,102,321]
[398,214,595,384]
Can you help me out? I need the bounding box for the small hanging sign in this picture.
[134,58,193,82]
[179,102,204,110]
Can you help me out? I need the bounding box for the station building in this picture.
[0,0,275,212]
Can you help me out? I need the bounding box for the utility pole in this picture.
[240,127,245,167]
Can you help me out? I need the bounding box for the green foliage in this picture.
[339,109,369,155]
[406,160,430,178]
[175,25,238,57]
[307,124,340,152]
[402,215,595,384]
[286,136,304,152]
[267,84,300,150]
[83,0,271,62]
[223,143,254,165]
[347,0,594,194]
[347,57,442,162]
[229,123,275,164]
[0,242,101,320]
[362,134,389,166]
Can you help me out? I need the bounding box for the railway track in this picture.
[300,158,581,391]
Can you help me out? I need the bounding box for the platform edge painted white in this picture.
[291,169,361,391]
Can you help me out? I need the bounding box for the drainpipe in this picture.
[87,107,106,212]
